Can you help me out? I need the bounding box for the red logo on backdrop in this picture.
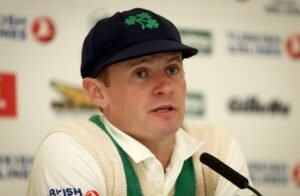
[31,16,56,43]
[293,163,300,187]
[0,73,17,117]
[286,34,300,59]
[86,190,100,196]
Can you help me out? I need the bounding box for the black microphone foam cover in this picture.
[200,152,249,189]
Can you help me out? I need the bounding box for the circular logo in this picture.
[293,163,300,187]
[86,190,100,196]
[286,34,300,59]
[31,16,56,43]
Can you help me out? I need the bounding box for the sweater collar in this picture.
[100,114,203,164]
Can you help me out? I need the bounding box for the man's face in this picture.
[102,52,186,142]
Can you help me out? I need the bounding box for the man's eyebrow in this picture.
[126,57,153,68]
[168,54,182,63]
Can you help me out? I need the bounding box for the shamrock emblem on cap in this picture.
[124,12,159,30]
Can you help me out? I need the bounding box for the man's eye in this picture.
[134,70,148,78]
[166,66,179,75]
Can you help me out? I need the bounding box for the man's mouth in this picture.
[152,105,175,113]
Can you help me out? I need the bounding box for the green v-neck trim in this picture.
[90,115,142,196]
[89,115,196,195]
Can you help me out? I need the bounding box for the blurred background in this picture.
[0,0,299,195]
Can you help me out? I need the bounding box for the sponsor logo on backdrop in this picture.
[185,91,205,117]
[286,34,300,59]
[31,16,56,43]
[292,163,300,187]
[249,161,300,188]
[0,13,55,43]
[265,0,300,16]
[51,80,97,110]
[0,154,32,180]
[248,161,289,185]
[0,14,27,40]
[179,29,213,55]
[227,31,282,57]
[0,73,17,118]
[228,96,290,115]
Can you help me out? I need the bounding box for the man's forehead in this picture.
[125,52,182,67]
[108,52,182,72]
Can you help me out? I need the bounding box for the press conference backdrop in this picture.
[0,0,299,195]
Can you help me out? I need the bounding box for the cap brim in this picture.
[98,39,198,72]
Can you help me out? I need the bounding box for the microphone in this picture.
[200,152,262,196]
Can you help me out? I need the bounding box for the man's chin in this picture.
[153,121,181,135]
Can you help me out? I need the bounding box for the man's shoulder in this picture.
[28,131,105,196]
[182,121,230,138]
[47,119,97,133]
[184,121,232,162]
[42,119,103,142]
[35,120,97,162]
[36,119,114,158]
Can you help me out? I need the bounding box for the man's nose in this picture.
[152,73,174,95]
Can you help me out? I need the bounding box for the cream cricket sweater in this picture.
[29,115,230,196]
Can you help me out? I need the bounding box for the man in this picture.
[27,8,253,196]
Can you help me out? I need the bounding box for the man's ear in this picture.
[82,78,108,108]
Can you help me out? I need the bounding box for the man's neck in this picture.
[102,115,176,170]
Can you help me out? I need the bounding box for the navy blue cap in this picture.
[81,8,198,78]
